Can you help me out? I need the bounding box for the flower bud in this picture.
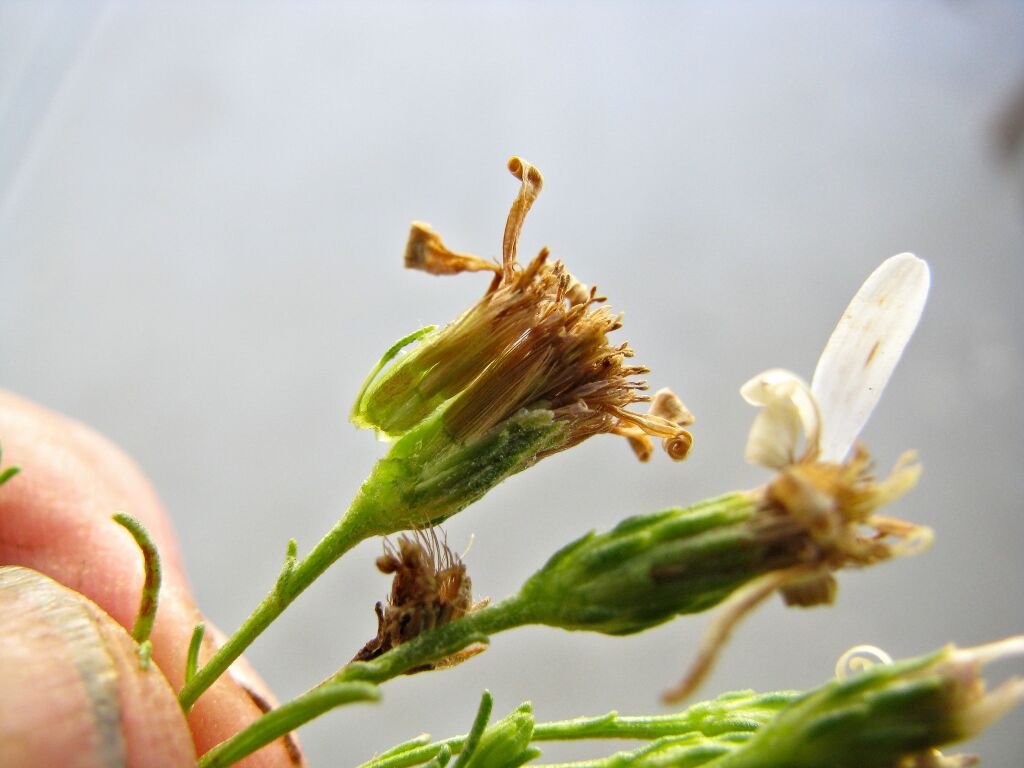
[716,637,1024,768]
[519,492,779,635]
[461,703,537,768]
[517,466,930,646]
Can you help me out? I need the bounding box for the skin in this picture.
[0,390,303,767]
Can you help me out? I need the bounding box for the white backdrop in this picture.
[2,2,1023,765]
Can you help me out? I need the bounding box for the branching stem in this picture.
[178,509,373,711]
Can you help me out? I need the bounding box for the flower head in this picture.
[741,252,932,605]
[353,157,693,463]
[662,253,933,702]
[346,158,692,534]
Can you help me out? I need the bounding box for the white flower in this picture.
[665,255,934,704]
[742,253,931,470]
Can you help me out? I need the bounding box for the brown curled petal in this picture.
[625,432,654,462]
[404,222,500,276]
[778,571,837,607]
[503,157,544,276]
[649,388,695,426]
[611,406,688,440]
[663,564,816,704]
[663,430,693,462]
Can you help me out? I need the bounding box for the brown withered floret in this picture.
[352,530,485,671]
[398,157,694,462]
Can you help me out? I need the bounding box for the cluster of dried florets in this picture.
[353,530,484,671]
[356,157,693,463]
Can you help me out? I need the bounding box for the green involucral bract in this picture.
[348,406,565,534]
[351,316,508,440]
[710,646,992,768]
[519,492,787,635]
[351,325,440,438]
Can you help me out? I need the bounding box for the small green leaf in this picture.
[451,691,494,768]
[0,465,20,486]
[111,512,162,646]
[186,623,205,685]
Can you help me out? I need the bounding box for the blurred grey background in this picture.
[2,1,1023,765]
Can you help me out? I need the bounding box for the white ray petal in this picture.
[811,253,931,463]
[741,369,819,469]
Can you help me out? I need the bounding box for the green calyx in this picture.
[348,405,566,535]
[519,492,783,635]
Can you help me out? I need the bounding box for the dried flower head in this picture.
[353,156,693,463]
[352,529,485,671]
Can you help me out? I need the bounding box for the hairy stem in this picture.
[112,512,162,647]
[198,596,532,766]
[179,508,373,711]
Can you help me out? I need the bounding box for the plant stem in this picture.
[197,682,380,768]
[198,595,533,767]
[179,507,374,711]
[185,623,205,685]
[529,692,794,742]
[112,512,162,646]
[357,691,795,768]
[335,594,532,686]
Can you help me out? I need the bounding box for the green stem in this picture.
[358,691,794,768]
[529,692,793,741]
[198,596,533,767]
[197,682,380,768]
[185,623,205,685]
[112,512,162,646]
[423,746,453,768]
[335,595,533,686]
[179,508,374,712]
[450,691,494,768]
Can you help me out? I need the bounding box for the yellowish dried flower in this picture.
[353,157,693,464]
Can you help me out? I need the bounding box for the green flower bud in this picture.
[519,492,783,635]
[713,637,1024,768]
[461,703,538,768]
[517,456,935,702]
